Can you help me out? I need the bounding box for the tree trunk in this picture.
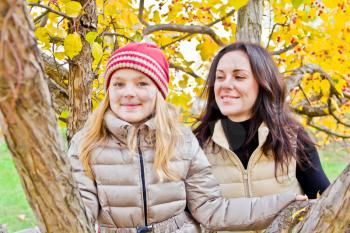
[0,1,94,232]
[235,0,263,43]
[292,163,350,232]
[67,0,97,142]
[266,163,350,233]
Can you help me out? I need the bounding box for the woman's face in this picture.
[108,69,158,123]
[214,50,259,122]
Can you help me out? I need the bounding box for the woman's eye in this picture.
[216,76,224,80]
[235,76,245,80]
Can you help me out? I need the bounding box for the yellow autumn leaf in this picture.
[64,33,83,59]
[35,27,50,49]
[178,75,189,89]
[92,42,103,63]
[53,52,65,60]
[291,206,308,221]
[65,1,83,17]
[47,24,67,38]
[320,79,331,95]
[323,0,339,9]
[196,37,220,61]
[153,10,161,24]
[228,0,249,10]
[104,2,120,16]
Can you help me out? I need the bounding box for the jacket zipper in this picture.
[137,130,148,226]
[227,150,252,197]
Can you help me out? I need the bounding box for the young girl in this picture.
[69,42,306,233]
[194,42,329,233]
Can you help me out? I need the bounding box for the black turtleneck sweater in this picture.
[221,118,330,199]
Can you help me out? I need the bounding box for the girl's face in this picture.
[108,69,158,124]
[214,50,259,122]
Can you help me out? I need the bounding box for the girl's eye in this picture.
[235,75,245,80]
[112,82,124,87]
[138,82,149,87]
[216,76,224,80]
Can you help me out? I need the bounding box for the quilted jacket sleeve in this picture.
[184,130,296,231]
[68,132,99,224]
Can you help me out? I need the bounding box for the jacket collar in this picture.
[211,119,269,151]
[104,108,156,140]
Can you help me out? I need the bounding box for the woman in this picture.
[194,42,329,232]
[68,42,306,233]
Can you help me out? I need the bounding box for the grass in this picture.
[0,140,348,232]
[0,141,36,233]
[319,145,349,182]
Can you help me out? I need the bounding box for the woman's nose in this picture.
[221,76,235,89]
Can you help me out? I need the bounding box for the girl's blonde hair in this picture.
[78,91,182,180]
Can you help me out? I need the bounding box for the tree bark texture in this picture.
[0,1,94,232]
[67,0,97,142]
[293,163,350,233]
[235,0,263,43]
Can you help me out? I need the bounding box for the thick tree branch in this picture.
[143,24,225,46]
[266,200,316,233]
[293,163,350,232]
[28,3,73,20]
[169,62,201,79]
[39,51,68,89]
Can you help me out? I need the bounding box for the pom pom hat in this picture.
[104,42,170,99]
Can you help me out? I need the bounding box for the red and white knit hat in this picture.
[104,42,169,98]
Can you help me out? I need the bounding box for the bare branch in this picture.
[271,42,298,55]
[102,32,135,42]
[169,62,201,79]
[207,8,236,27]
[344,91,350,99]
[34,9,49,24]
[143,24,225,46]
[291,105,329,117]
[138,0,149,26]
[327,98,350,127]
[28,3,73,20]
[161,9,236,49]
[285,64,340,96]
[307,120,350,138]
[266,22,288,48]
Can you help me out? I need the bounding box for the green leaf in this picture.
[64,33,83,59]
[65,1,83,17]
[292,0,304,8]
[92,42,103,62]
[86,32,98,45]
[228,0,249,10]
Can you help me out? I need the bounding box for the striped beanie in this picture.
[104,42,169,98]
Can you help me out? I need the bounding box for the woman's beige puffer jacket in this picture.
[68,109,297,233]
